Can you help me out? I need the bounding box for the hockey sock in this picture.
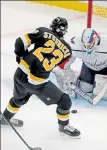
[3,97,20,120]
[56,107,70,126]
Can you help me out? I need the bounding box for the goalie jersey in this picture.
[15,27,72,85]
[59,36,107,71]
[69,36,107,71]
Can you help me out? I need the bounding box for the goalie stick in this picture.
[0,111,42,150]
[70,82,93,104]
[70,82,107,105]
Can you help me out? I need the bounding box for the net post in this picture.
[87,0,93,28]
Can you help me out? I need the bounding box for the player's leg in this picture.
[30,81,80,138]
[77,63,95,96]
[1,68,32,127]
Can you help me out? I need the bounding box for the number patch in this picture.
[33,40,63,71]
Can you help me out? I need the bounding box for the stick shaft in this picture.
[0,111,31,150]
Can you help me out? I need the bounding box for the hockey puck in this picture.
[71,110,77,113]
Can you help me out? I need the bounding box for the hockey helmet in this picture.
[81,28,101,55]
[50,17,68,38]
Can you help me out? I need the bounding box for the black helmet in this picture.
[50,17,68,38]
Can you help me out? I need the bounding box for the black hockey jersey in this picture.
[15,27,72,85]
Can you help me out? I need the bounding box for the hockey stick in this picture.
[70,82,93,104]
[70,82,107,105]
[0,111,42,150]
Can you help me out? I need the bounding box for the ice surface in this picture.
[1,1,107,150]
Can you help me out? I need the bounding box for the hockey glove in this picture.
[53,66,78,94]
[15,49,28,64]
[16,55,21,64]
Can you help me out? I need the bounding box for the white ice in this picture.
[1,1,107,150]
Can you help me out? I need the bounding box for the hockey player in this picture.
[0,17,80,138]
[53,28,107,99]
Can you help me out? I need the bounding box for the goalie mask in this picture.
[50,17,68,38]
[81,28,101,55]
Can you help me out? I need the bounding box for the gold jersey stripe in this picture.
[29,73,46,82]
[20,59,46,83]
[20,59,29,69]
[57,113,70,119]
[8,103,20,112]
[24,34,31,46]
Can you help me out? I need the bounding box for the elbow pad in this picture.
[14,37,25,57]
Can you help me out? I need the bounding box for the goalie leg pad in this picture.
[78,80,94,94]
[95,74,107,84]
[93,74,107,98]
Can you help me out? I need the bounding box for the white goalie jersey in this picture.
[70,36,107,71]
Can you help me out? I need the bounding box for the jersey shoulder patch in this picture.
[33,29,39,34]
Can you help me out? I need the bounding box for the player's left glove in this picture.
[15,49,28,64]
[16,55,21,64]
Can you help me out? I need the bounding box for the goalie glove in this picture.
[63,67,77,94]
[52,66,76,94]
[52,67,65,90]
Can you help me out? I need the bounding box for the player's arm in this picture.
[14,29,41,63]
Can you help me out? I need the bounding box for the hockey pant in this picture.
[3,68,72,126]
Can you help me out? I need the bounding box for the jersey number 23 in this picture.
[33,40,63,71]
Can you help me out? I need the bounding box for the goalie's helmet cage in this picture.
[81,28,101,55]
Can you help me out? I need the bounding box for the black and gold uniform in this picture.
[18,27,72,85]
[1,17,80,138]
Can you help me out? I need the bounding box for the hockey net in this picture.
[93,5,107,18]
[87,0,107,28]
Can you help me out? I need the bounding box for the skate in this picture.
[0,115,23,127]
[59,124,81,138]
